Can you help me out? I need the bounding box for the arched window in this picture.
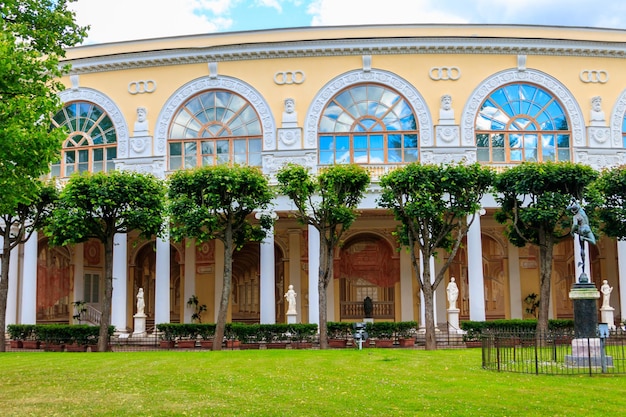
[318,84,419,165]
[50,101,117,177]
[475,83,570,163]
[168,90,262,169]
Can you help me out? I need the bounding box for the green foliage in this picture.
[168,165,274,249]
[379,162,494,253]
[287,323,318,342]
[366,321,396,339]
[326,321,353,339]
[28,324,113,345]
[594,165,626,240]
[6,324,36,340]
[395,321,418,338]
[186,295,207,323]
[277,164,370,234]
[45,170,167,246]
[460,319,575,337]
[230,323,261,344]
[493,161,599,247]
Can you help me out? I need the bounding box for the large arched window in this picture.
[50,101,117,177]
[318,84,419,165]
[168,90,262,169]
[475,83,571,163]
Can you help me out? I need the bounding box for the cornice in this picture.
[65,36,626,75]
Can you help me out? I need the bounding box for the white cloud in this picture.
[71,0,235,44]
[307,0,468,26]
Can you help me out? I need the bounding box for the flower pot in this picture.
[23,340,40,349]
[265,342,288,349]
[200,340,214,349]
[66,343,88,352]
[240,343,261,350]
[328,339,347,348]
[465,341,482,348]
[44,343,65,352]
[9,340,23,349]
[398,337,416,347]
[176,340,197,348]
[374,339,394,348]
[160,340,175,349]
[225,340,240,349]
[292,341,313,349]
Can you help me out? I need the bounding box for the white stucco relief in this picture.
[154,76,276,156]
[304,69,433,150]
[461,69,585,148]
[59,88,130,158]
[610,88,626,148]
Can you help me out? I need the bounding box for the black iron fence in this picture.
[481,328,626,375]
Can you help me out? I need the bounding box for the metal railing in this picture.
[481,328,626,375]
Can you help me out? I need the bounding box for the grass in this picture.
[1,348,625,416]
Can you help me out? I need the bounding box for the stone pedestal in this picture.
[565,338,613,367]
[363,318,374,324]
[600,306,616,330]
[569,282,600,338]
[133,313,147,337]
[447,308,463,334]
[286,313,297,324]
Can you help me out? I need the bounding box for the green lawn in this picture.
[1,348,624,416]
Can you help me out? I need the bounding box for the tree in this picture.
[493,161,598,334]
[44,171,166,352]
[378,162,494,350]
[277,164,370,349]
[0,1,86,349]
[0,182,57,351]
[594,165,626,240]
[168,165,274,351]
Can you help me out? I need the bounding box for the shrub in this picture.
[326,322,352,339]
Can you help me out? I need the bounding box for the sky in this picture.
[70,0,626,45]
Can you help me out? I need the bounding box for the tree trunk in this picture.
[0,234,12,352]
[421,250,437,350]
[213,226,234,351]
[537,235,554,335]
[317,234,333,350]
[98,233,115,352]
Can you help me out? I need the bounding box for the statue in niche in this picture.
[136,288,145,315]
[589,96,605,127]
[284,284,297,315]
[134,106,149,135]
[447,277,459,310]
[439,94,455,124]
[281,98,298,128]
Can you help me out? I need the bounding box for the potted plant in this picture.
[327,322,351,348]
[20,325,40,349]
[187,295,207,323]
[368,322,395,348]
[176,324,199,348]
[156,323,176,348]
[7,324,27,348]
[262,324,289,349]
[231,323,259,349]
[198,323,217,349]
[289,323,318,349]
[396,321,417,347]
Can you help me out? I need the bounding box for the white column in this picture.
[111,233,128,332]
[6,240,19,325]
[288,229,302,318]
[183,238,195,323]
[508,245,523,318]
[258,217,276,324]
[400,249,414,321]
[308,225,320,325]
[155,229,170,325]
[467,213,486,321]
[20,232,38,324]
[617,241,626,322]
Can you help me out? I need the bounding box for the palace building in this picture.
[6,24,626,333]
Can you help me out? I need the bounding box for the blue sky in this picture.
[71,0,626,45]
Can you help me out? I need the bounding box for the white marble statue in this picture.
[447,277,459,310]
[601,280,613,308]
[590,96,605,127]
[284,284,297,314]
[439,94,455,124]
[134,106,149,135]
[281,98,298,128]
[137,288,145,315]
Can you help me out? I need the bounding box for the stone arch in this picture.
[304,68,433,150]
[58,87,130,158]
[461,68,585,148]
[154,75,276,156]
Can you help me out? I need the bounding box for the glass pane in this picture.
[202,156,214,166]
[525,148,538,162]
[354,151,367,163]
[558,149,571,161]
[477,148,490,161]
[404,134,418,148]
[170,142,182,156]
[184,156,196,168]
[184,142,197,155]
[370,150,384,163]
[510,149,522,161]
[492,148,505,162]
[249,153,262,166]
[404,149,418,162]
[249,139,261,153]
[107,148,116,160]
[320,136,333,150]
[370,134,383,149]
[557,134,570,147]
[336,135,349,152]
[201,141,214,155]
[320,151,334,165]
[234,139,247,154]
[387,148,402,162]
[388,134,401,149]
[93,148,103,161]
[354,135,367,149]
[170,156,182,170]
[93,161,103,173]
[79,149,89,163]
